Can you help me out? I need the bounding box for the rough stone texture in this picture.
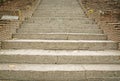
[0,64,120,81]
[0,50,120,64]
[13,33,107,40]
[2,40,118,50]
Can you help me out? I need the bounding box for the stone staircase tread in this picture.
[30,17,91,20]
[13,33,105,36]
[3,40,116,43]
[0,50,119,64]
[0,49,120,56]
[0,64,120,71]
[13,33,107,40]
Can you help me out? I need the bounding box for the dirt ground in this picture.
[81,0,120,41]
[0,0,37,40]
[0,0,35,10]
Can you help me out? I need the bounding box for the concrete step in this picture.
[33,13,85,16]
[1,40,118,50]
[21,23,99,29]
[28,17,91,20]
[0,64,120,81]
[0,49,120,64]
[13,33,107,40]
[17,29,103,34]
[18,25,100,30]
[36,7,83,10]
[36,9,83,13]
[33,14,85,17]
[19,24,100,29]
[34,10,84,14]
[28,17,89,19]
[22,22,96,26]
[38,6,81,9]
[25,19,94,24]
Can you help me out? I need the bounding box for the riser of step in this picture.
[33,13,85,16]
[22,23,96,27]
[20,26,99,30]
[1,40,118,50]
[35,9,84,12]
[26,18,94,22]
[13,33,107,40]
[34,10,84,14]
[39,3,80,8]
[17,29,103,34]
[19,26,100,29]
[33,15,85,17]
[0,50,120,64]
[28,17,91,20]
[31,16,88,20]
[39,5,80,6]
[21,24,99,28]
[0,64,120,81]
[22,23,97,25]
[37,7,83,10]
[1,78,120,81]
[39,4,80,6]
[25,20,94,24]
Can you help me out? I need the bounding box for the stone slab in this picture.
[0,50,120,64]
[13,33,107,40]
[1,40,118,50]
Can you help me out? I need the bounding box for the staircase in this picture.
[0,0,120,81]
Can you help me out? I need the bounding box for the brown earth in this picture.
[0,0,38,40]
[81,0,120,41]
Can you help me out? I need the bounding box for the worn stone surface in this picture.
[2,40,118,50]
[0,50,120,64]
[13,33,107,40]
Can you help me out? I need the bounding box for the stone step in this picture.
[22,24,97,28]
[0,49,120,64]
[20,24,99,29]
[13,33,107,40]
[36,7,83,10]
[17,29,103,34]
[38,6,80,8]
[33,14,85,17]
[21,23,98,28]
[0,64,120,81]
[31,16,88,20]
[33,13,85,16]
[34,10,84,13]
[36,8,83,11]
[25,19,94,24]
[29,17,90,20]
[2,40,118,50]
[35,10,84,14]
[20,26,99,30]
[22,21,95,25]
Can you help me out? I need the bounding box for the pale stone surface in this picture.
[0,64,120,80]
[13,33,107,40]
[0,50,120,64]
[17,29,103,33]
[1,40,118,50]
[1,15,19,20]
